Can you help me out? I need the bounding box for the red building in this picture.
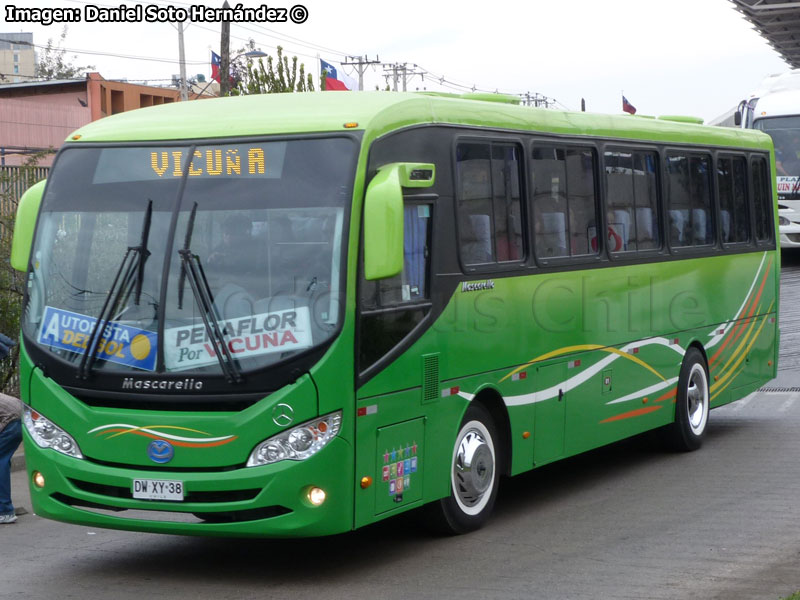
[0,73,202,165]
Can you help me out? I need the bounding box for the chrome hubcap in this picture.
[453,426,494,509]
[687,364,708,434]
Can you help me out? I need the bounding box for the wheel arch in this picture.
[468,386,512,477]
[686,340,709,369]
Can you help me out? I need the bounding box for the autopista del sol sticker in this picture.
[37,306,157,371]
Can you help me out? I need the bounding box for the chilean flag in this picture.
[321,59,351,91]
[211,51,221,83]
[622,95,637,115]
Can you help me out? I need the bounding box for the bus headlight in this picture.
[23,405,83,459]
[247,411,342,467]
[779,216,790,226]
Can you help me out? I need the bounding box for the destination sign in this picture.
[164,307,313,370]
[777,176,800,199]
[91,143,286,184]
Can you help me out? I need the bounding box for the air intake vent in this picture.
[422,353,440,403]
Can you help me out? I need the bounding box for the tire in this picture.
[665,347,709,452]
[427,403,500,534]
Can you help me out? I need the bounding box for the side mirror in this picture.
[11,179,46,272]
[735,99,747,127]
[363,162,435,280]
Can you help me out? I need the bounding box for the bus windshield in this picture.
[755,116,800,197]
[23,137,356,378]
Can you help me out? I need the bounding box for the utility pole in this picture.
[383,63,424,92]
[177,21,188,101]
[383,63,398,91]
[342,55,380,91]
[219,0,231,96]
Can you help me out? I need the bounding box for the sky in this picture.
[0,0,792,121]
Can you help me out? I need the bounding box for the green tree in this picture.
[230,45,314,95]
[35,26,95,80]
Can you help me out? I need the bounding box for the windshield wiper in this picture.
[177,202,243,384]
[78,200,153,379]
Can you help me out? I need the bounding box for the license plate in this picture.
[132,479,184,501]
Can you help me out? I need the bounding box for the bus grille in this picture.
[68,478,261,503]
[52,493,291,524]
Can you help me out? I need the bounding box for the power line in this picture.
[4,1,564,107]
[0,37,206,66]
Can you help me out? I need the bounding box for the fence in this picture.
[1,163,49,395]
[0,165,49,217]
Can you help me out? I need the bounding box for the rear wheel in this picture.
[427,403,500,534]
[665,347,709,451]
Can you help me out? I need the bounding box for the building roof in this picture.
[0,78,86,92]
[731,0,800,68]
[0,32,33,50]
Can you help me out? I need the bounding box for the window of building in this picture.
[111,89,124,115]
[666,153,714,248]
[531,144,599,258]
[604,149,660,254]
[717,155,750,244]
[455,142,524,267]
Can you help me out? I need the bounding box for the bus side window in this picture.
[666,153,714,248]
[359,202,433,371]
[717,155,750,245]
[604,149,660,255]
[752,156,773,243]
[531,145,599,259]
[455,141,524,268]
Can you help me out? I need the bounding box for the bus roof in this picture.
[752,88,800,121]
[68,91,773,151]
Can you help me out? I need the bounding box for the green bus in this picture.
[11,92,779,537]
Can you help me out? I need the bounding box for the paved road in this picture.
[4,253,800,600]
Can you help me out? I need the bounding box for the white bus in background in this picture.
[734,71,800,248]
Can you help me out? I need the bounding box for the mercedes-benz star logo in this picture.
[272,403,294,427]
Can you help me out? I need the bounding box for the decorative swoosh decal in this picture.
[89,423,237,448]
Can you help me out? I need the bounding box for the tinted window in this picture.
[456,142,524,266]
[752,156,773,242]
[531,145,599,258]
[359,202,433,371]
[717,156,750,244]
[604,150,660,254]
[666,153,714,247]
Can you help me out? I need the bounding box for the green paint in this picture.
[17,92,779,538]
[363,163,404,280]
[10,180,45,272]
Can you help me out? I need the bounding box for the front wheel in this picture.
[665,347,709,452]
[426,403,500,534]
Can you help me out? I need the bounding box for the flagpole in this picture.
[317,53,321,92]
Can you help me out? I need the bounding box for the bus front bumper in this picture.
[23,431,354,538]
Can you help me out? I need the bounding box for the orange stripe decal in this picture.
[600,405,663,424]
[654,388,677,403]
[710,260,772,367]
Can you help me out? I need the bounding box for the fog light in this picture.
[32,471,45,488]
[307,486,326,506]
